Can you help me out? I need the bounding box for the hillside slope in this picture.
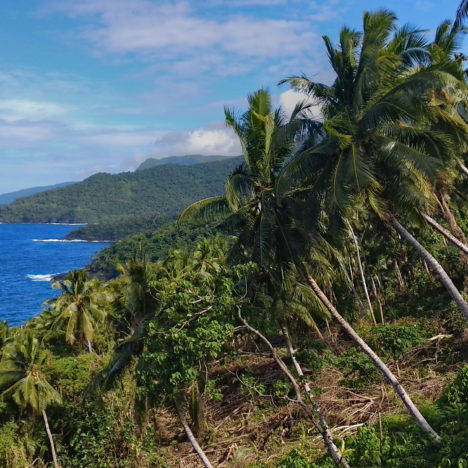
[0,182,74,205]
[136,154,235,171]
[0,157,241,224]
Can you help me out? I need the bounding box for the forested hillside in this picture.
[0,182,74,205]
[0,157,241,224]
[136,154,235,171]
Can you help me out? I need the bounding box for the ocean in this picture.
[0,224,109,326]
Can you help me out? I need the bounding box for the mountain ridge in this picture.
[0,156,241,225]
[0,182,74,205]
[136,154,238,171]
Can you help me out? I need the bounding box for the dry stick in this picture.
[238,311,350,468]
[42,409,59,468]
[422,213,468,255]
[299,267,442,443]
[174,398,213,468]
[371,277,384,324]
[390,217,468,321]
[347,221,377,325]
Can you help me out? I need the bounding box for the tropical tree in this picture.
[0,333,61,468]
[179,88,441,443]
[46,270,109,352]
[280,10,468,319]
[455,0,468,29]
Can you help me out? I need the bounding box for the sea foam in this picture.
[26,274,57,282]
[33,239,108,243]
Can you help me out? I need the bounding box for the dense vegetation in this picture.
[89,219,221,277]
[136,155,236,171]
[65,213,175,242]
[0,157,241,225]
[0,7,467,468]
[0,182,73,206]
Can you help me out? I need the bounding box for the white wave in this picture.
[27,274,58,282]
[32,239,109,243]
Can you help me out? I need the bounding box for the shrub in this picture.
[364,323,425,358]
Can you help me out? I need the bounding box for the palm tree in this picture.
[46,270,109,352]
[180,88,441,442]
[281,10,468,319]
[454,0,468,29]
[0,333,61,468]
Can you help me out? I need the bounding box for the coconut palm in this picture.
[46,270,109,352]
[179,88,441,443]
[0,333,61,468]
[281,10,468,319]
[454,0,468,29]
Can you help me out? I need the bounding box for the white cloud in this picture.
[48,1,318,64]
[0,99,69,121]
[279,89,323,120]
[151,126,241,158]
[0,119,57,145]
[81,129,164,147]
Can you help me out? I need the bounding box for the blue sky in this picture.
[0,0,464,192]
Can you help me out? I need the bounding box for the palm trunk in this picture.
[174,398,213,468]
[282,327,312,393]
[299,266,442,442]
[282,327,351,467]
[390,217,468,320]
[439,196,468,247]
[347,222,377,325]
[42,409,59,468]
[460,163,468,177]
[422,214,468,255]
[239,314,349,467]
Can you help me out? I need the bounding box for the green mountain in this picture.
[0,157,241,225]
[136,154,236,171]
[0,182,74,205]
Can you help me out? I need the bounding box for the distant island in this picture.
[0,155,241,240]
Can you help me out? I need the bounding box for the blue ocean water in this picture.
[0,224,109,326]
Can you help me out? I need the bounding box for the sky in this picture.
[0,0,464,193]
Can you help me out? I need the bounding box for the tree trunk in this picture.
[300,267,442,443]
[460,163,468,177]
[439,196,468,246]
[282,327,350,467]
[422,214,468,255]
[42,409,59,468]
[390,217,468,320]
[86,340,93,353]
[347,222,377,325]
[174,398,213,468]
[239,314,349,467]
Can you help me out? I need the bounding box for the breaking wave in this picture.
[26,274,57,282]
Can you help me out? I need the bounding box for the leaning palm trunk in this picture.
[390,218,468,320]
[422,214,468,255]
[174,398,213,468]
[299,266,442,442]
[240,313,349,467]
[346,222,377,325]
[42,409,59,468]
[438,197,468,260]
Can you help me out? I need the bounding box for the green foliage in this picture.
[0,157,241,224]
[363,323,426,358]
[0,421,30,468]
[90,220,221,277]
[338,349,382,388]
[443,366,468,409]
